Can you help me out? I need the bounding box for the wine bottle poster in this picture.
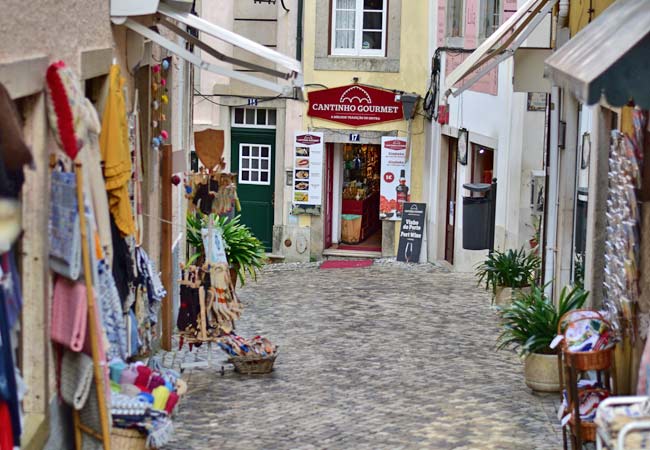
[293,132,324,206]
[380,136,411,221]
[397,203,426,263]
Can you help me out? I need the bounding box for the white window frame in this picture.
[331,0,387,57]
[231,107,277,129]
[446,0,465,38]
[479,0,501,39]
[238,143,272,186]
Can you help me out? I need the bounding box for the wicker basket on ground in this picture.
[111,427,153,450]
[228,351,278,374]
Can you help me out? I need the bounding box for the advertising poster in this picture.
[293,132,324,206]
[397,203,426,263]
[380,136,411,221]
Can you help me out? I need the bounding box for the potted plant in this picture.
[475,248,540,305]
[497,284,588,392]
[186,213,266,287]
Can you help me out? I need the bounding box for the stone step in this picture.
[322,248,382,260]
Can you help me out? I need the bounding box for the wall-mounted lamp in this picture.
[400,93,419,120]
[458,128,469,165]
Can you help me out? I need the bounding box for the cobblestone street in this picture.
[162,262,560,450]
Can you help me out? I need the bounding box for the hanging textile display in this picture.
[0,80,33,449]
[100,64,136,237]
[184,170,240,217]
[603,130,643,336]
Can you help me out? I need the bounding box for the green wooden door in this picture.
[231,128,275,251]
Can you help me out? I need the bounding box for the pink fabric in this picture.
[50,277,87,351]
[120,366,138,385]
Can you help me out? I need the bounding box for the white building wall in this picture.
[428,20,547,272]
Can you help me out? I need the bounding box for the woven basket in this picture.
[565,347,613,371]
[570,417,597,442]
[111,427,152,450]
[228,352,278,374]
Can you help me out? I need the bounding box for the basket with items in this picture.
[217,333,278,374]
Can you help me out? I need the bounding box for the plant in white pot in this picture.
[497,284,588,392]
[475,248,540,305]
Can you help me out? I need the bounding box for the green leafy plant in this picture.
[475,248,541,295]
[497,284,589,355]
[186,213,266,285]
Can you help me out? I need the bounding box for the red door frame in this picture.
[324,143,335,249]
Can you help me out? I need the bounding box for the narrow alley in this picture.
[164,262,559,450]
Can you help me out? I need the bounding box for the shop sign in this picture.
[397,203,426,263]
[380,136,411,221]
[307,85,404,127]
[292,132,324,208]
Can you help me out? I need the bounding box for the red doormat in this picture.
[337,245,382,252]
[320,259,374,269]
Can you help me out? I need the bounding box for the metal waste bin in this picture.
[462,180,497,251]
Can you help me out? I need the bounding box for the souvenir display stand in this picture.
[557,311,617,449]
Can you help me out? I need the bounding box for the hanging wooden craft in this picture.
[194,129,225,171]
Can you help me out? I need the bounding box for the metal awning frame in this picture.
[444,0,557,99]
[122,19,299,95]
[157,2,301,74]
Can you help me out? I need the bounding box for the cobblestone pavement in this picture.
[162,261,561,450]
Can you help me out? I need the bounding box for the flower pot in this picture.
[494,286,531,306]
[524,353,560,392]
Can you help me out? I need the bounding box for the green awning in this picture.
[544,0,650,108]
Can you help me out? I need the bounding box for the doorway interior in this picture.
[445,137,458,264]
[326,143,382,253]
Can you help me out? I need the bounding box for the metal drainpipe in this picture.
[559,0,570,27]
[296,0,304,61]
[544,86,561,301]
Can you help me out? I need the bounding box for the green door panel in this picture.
[231,128,275,251]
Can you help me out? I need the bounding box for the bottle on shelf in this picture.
[395,169,409,217]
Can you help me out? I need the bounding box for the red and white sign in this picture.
[307,85,404,127]
[380,136,411,221]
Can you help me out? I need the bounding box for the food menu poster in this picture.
[380,136,411,221]
[293,132,324,206]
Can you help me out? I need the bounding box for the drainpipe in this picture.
[296,0,304,61]
[544,86,561,300]
[558,0,569,27]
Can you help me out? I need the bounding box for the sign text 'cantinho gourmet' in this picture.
[307,85,404,127]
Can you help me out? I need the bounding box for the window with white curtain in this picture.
[446,0,464,38]
[331,0,387,57]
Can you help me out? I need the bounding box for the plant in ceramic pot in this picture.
[497,284,588,392]
[186,213,266,286]
[475,248,540,305]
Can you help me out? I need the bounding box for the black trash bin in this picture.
[462,182,496,251]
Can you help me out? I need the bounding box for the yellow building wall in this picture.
[301,0,430,245]
[569,0,615,36]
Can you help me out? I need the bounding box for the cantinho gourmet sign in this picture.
[307,84,404,127]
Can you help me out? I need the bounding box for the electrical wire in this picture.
[423,47,476,121]
[193,88,295,107]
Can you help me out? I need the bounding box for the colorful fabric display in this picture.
[134,365,153,392]
[165,392,179,414]
[152,385,171,411]
[109,360,127,384]
[120,365,138,386]
[148,375,165,391]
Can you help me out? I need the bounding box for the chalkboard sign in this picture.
[397,203,426,263]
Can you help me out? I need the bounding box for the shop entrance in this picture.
[326,143,382,253]
[231,128,275,251]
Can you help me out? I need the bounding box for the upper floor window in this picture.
[446,0,464,38]
[480,0,501,38]
[331,0,387,57]
[232,107,277,128]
